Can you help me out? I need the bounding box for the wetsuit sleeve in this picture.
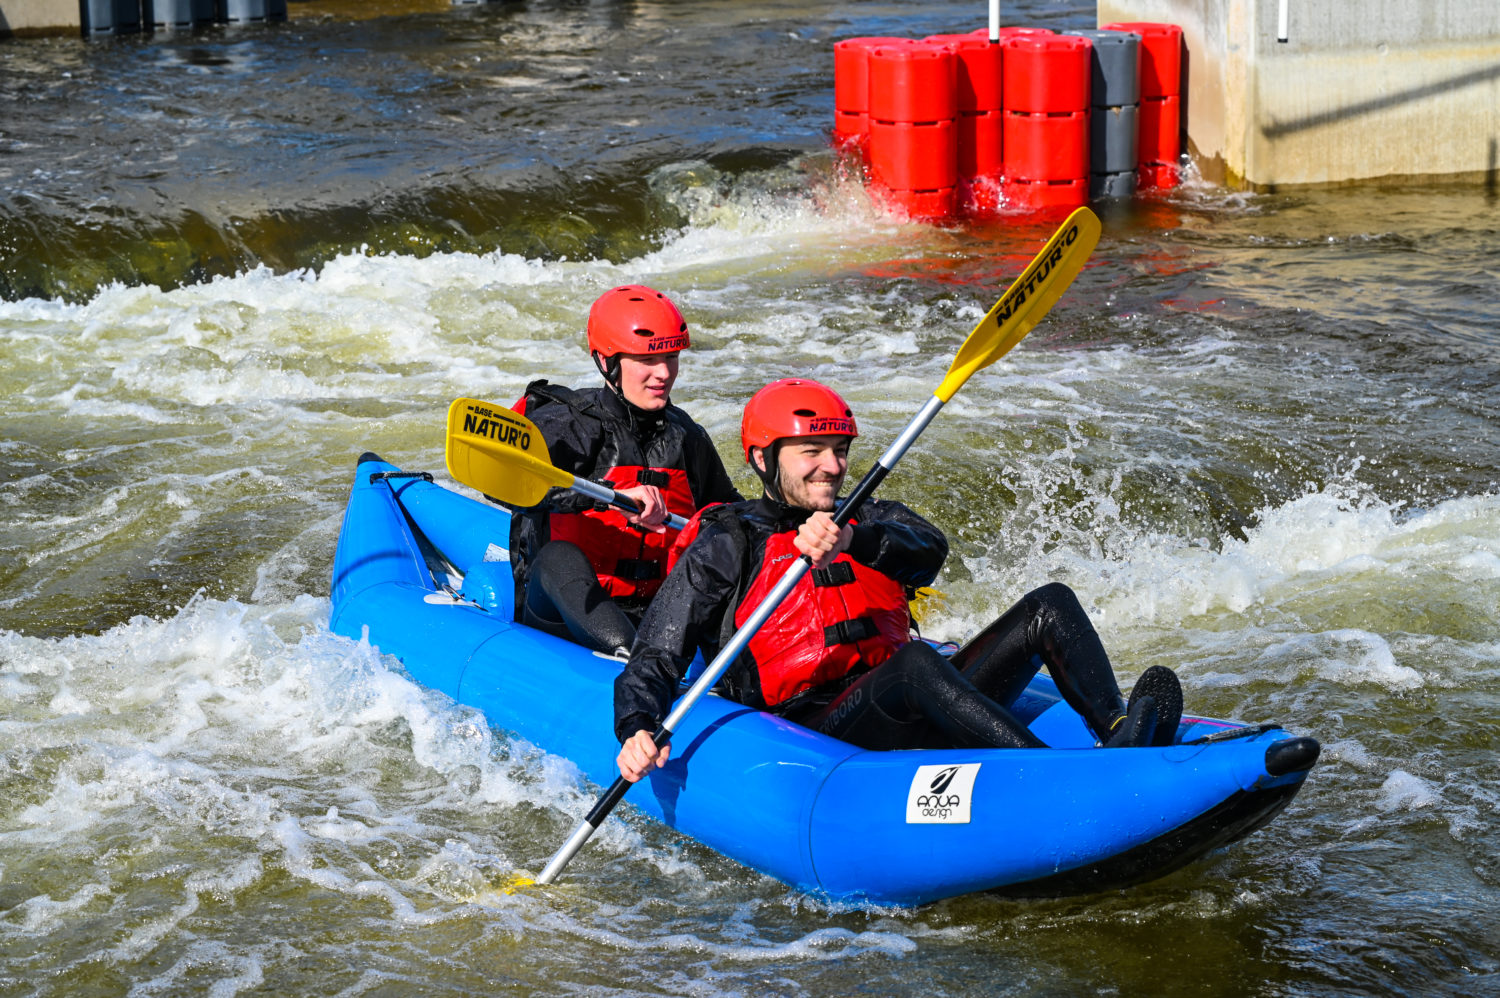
[613,520,743,742]
[684,422,745,506]
[524,393,604,515]
[842,498,948,589]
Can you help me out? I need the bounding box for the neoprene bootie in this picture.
[1104,666,1183,748]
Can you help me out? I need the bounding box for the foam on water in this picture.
[0,591,943,986]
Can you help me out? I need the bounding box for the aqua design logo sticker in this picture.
[905,763,981,824]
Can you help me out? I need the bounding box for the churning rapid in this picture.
[2,1,1498,995]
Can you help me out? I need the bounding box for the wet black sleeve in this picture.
[613,520,744,742]
[842,498,948,589]
[684,422,744,506]
[525,396,604,515]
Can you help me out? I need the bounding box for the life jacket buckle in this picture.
[812,562,856,587]
[823,616,877,646]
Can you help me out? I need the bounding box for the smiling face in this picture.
[615,351,680,410]
[755,433,850,511]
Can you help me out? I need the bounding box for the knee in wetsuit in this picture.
[807,642,1046,751]
[522,541,637,655]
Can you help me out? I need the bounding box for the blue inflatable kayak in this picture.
[329,453,1320,906]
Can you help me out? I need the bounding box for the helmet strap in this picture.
[750,442,785,504]
[593,351,623,395]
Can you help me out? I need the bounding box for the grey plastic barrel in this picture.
[1063,29,1141,108]
[1090,103,1139,174]
[221,0,267,21]
[1090,170,1137,200]
[82,0,143,35]
[148,0,215,27]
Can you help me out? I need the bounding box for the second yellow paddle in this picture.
[445,398,688,530]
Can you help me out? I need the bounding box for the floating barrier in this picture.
[833,37,916,151]
[999,33,1090,211]
[833,21,1184,220]
[81,0,286,34]
[1065,28,1141,200]
[866,42,958,220]
[921,33,1002,216]
[82,0,142,34]
[1101,21,1184,190]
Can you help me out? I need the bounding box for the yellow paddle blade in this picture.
[445,397,571,508]
[468,871,540,903]
[936,206,1102,403]
[909,585,949,625]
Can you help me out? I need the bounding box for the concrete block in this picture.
[1097,0,1500,188]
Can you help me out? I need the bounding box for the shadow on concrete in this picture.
[1261,61,1500,139]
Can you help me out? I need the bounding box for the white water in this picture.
[4,153,1499,998]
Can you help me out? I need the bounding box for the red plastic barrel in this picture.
[1137,161,1180,190]
[923,34,1003,111]
[835,36,915,113]
[968,26,1054,41]
[834,36,915,145]
[1001,34,1091,113]
[1002,109,1089,181]
[957,109,1003,180]
[1101,22,1182,97]
[1138,95,1180,163]
[869,119,958,190]
[960,174,1004,219]
[875,184,957,221]
[1000,177,1088,210]
[869,42,957,123]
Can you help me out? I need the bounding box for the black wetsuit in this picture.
[508,380,741,652]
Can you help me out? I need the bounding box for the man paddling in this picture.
[614,378,1182,781]
[507,285,741,654]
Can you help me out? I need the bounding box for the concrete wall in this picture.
[0,0,79,34]
[1098,0,1500,188]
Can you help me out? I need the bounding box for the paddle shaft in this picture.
[567,476,688,532]
[535,395,943,885]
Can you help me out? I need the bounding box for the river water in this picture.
[2,1,1498,995]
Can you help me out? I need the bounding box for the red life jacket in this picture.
[549,464,696,600]
[735,526,911,707]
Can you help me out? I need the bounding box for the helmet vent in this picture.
[793,408,816,417]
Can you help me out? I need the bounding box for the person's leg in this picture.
[951,582,1181,746]
[797,641,1046,750]
[520,541,636,654]
[951,582,1125,737]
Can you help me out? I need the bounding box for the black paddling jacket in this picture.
[612,496,948,743]
[508,380,742,615]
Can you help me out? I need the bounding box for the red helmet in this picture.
[586,285,690,358]
[740,378,858,462]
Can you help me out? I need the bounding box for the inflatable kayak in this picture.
[329,453,1321,905]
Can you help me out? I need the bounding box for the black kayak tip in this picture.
[1265,736,1322,777]
[358,451,385,467]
